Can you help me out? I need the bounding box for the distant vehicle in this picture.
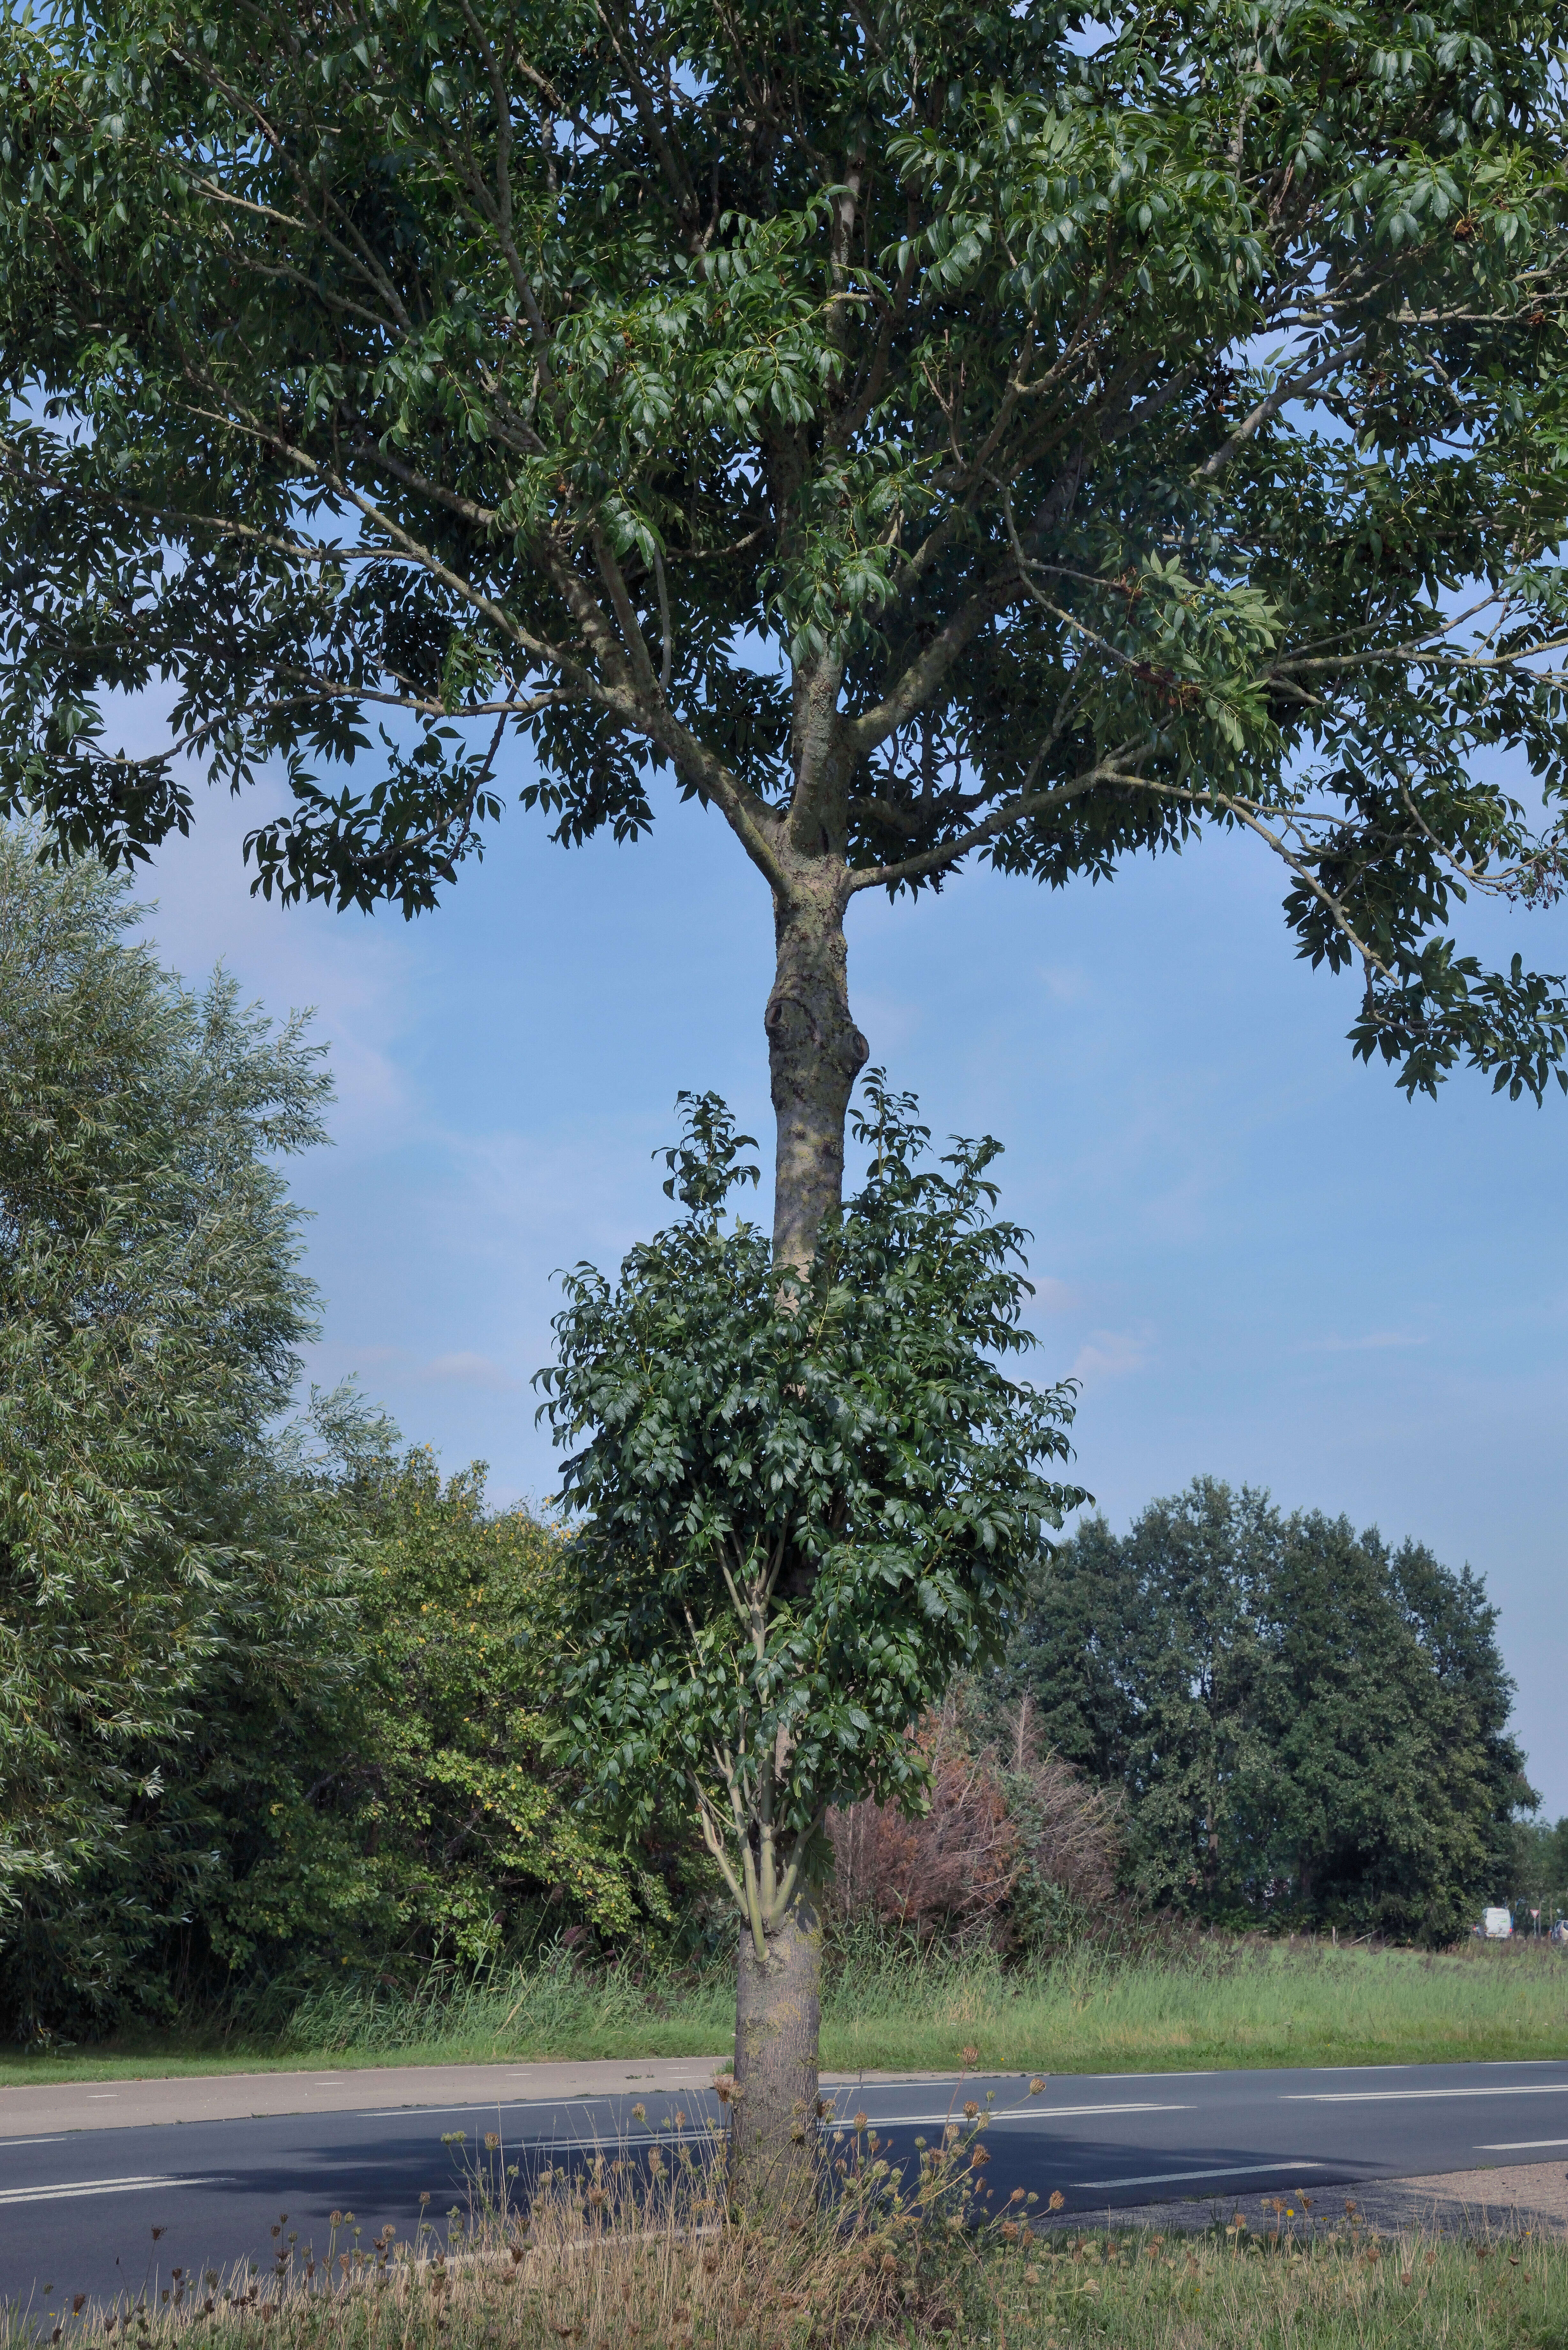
[1481,1907,1514,1938]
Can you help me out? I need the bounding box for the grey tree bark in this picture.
[727,772,866,2211]
[728,1890,825,2213]
[765,867,869,1274]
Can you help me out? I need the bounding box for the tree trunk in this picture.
[765,871,867,1271]
[729,1887,823,2213]
[726,860,860,2212]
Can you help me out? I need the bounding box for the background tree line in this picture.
[0,837,1542,2040]
[0,835,676,2038]
[988,1481,1533,1945]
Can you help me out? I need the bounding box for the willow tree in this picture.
[4,0,1568,2130]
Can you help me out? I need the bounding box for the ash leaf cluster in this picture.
[6,0,1568,1096]
[538,1076,1085,1953]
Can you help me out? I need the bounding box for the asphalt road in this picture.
[8,2060,1568,2317]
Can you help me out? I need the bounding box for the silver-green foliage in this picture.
[539,1080,1084,1956]
[0,834,343,2029]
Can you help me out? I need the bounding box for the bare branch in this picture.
[847,747,1150,893]
[1196,336,1369,481]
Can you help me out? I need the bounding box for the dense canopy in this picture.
[4,0,1568,1121]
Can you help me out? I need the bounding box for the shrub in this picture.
[826,1696,1120,1948]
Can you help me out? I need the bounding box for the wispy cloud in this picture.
[1030,1275,1083,1313]
[419,1351,520,1390]
[1071,1328,1151,1382]
[333,1343,519,1390]
[1302,1330,1430,1354]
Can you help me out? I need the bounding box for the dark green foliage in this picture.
[0,832,347,2032]
[993,1478,1529,1944]
[209,1437,671,1990]
[539,1081,1084,1949]
[4,0,1568,1097]
[1509,1816,1568,1923]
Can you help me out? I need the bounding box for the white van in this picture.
[1482,1907,1514,1938]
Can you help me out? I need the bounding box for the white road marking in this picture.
[1285,2085,1568,2104]
[354,2104,543,2120]
[0,2137,69,2150]
[1478,2139,1568,2151]
[337,2100,1193,2157]
[820,2104,1192,2127]
[1078,2071,1217,2081]
[0,2175,231,2207]
[354,2099,1190,2130]
[1072,2162,1328,2190]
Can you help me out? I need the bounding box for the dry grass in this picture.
[5,2111,1010,2350]
[13,2121,1568,2350]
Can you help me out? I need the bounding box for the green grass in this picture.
[991,2221,1568,2347]
[4,1935,1565,2088]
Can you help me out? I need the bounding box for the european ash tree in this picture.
[539,1083,1082,2200]
[6,0,1568,2156]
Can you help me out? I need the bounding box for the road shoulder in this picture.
[0,2057,732,2134]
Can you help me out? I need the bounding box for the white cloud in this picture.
[125,762,420,1154]
[419,1351,521,1390]
[1030,1275,1083,1313]
[1070,1328,1152,1382]
[1302,1330,1431,1354]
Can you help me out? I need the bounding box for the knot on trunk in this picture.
[763,983,869,1083]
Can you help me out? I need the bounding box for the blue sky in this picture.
[134,775,1568,1821]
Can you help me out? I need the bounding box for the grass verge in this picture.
[4,1935,1567,2088]
[11,2137,1568,2350]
